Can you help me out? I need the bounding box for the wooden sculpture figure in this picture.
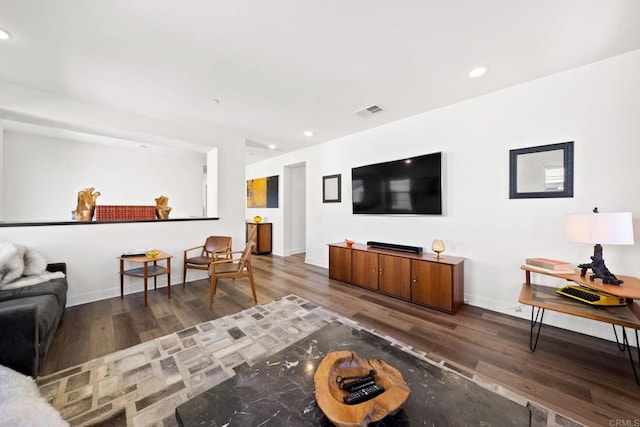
[73,187,101,221]
[578,244,624,285]
[155,195,172,219]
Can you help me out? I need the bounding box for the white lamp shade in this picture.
[566,212,635,245]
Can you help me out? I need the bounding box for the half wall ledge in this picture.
[0,217,220,228]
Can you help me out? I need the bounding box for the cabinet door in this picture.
[351,250,379,290]
[329,246,352,283]
[256,223,272,253]
[411,260,453,312]
[247,223,272,254]
[378,254,411,299]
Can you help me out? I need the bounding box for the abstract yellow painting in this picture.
[247,175,279,208]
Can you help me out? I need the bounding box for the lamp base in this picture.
[577,244,624,285]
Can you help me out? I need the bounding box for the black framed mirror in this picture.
[509,141,574,199]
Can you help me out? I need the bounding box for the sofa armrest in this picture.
[0,303,39,377]
[46,263,67,275]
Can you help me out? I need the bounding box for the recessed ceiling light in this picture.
[268,144,276,150]
[304,130,314,137]
[468,67,488,78]
[0,28,12,40]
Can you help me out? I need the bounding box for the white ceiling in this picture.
[1,1,639,163]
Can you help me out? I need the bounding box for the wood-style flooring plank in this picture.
[39,252,640,425]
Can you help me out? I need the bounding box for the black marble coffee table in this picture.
[175,322,530,426]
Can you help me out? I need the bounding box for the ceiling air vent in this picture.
[355,104,385,118]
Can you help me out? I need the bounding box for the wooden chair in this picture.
[183,236,232,287]
[209,240,257,309]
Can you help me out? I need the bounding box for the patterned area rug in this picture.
[38,295,581,426]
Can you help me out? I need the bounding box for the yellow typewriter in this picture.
[556,284,627,306]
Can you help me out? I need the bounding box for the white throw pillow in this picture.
[0,242,25,285]
[20,245,48,277]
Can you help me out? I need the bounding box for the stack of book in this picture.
[525,257,574,273]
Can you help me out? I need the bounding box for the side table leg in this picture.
[120,259,124,299]
[621,327,640,386]
[143,262,148,307]
[167,258,171,300]
[529,306,545,352]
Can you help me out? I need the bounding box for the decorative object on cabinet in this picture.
[566,207,634,285]
[328,242,464,314]
[431,239,445,259]
[253,215,263,223]
[323,174,341,203]
[344,239,354,248]
[154,195,172,219]
[72,187,101,221]
[247,175,279,208]
[509,141,574,199]
[246,222,272,254]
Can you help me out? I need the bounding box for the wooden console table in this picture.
[328,242,464,314]
[119,252,172,306]
[518,265,640,384]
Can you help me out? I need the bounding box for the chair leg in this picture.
[248,265,257,304]
[209,276,217,309]
[183,265,187,288]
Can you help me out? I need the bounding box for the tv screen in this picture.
[352,152,442,215]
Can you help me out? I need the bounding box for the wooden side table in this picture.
[518,265,640,384]
[119,252,172,306]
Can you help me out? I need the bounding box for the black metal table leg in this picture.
[618,326,640,386]
[529,306,545,352]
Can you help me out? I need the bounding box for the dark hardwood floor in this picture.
[42,253,639,426]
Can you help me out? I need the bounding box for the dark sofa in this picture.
[0,263,67,377]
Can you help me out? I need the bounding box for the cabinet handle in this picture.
[412,276,417,283]
[373,267,377,273]
[379,268,383,275]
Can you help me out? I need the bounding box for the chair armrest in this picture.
[46,262,67,274]
[183,245,205,259]
[0,304,39,377]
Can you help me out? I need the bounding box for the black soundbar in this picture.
[366,241,423,254]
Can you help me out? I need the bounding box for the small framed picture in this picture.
[323,174,341,203]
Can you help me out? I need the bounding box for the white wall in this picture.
[0,84,248,307]
[0,129,247,305]
[3,131,206,221]
[0,219,245,306]
[247,49,640,341]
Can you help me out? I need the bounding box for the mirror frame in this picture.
[509,141,574,199]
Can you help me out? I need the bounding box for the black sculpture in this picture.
[578,244,624,285]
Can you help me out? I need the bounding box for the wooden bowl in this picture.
[314,351,410,427]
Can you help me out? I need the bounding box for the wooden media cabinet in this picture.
[328,242,464,314]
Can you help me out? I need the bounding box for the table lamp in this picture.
[566,207,634,285]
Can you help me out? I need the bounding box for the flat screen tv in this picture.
[352,152,442,215]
